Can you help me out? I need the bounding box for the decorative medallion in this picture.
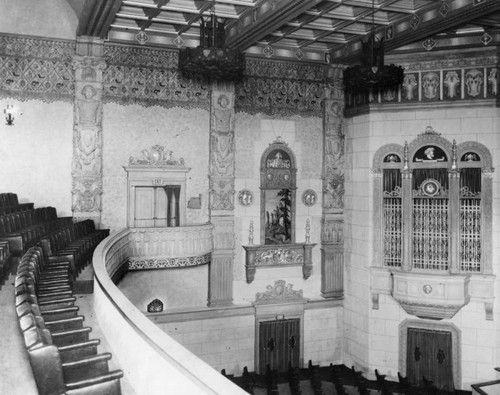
[129,145,185,166]
[295,49,304,61]
[422,38,436,51]
[147,298,164,313]
[302,189,317,207]
[238,189,253,206]
[423,284,433,294]
[421,179,441,197]
[439,1,450,17]
[263,45,274,58]
[410,14,420,30]
[254,280,303,305]
[461,152,480,162]
[480,32,492,46]
[136,30,149,45]
[173,35,185,48]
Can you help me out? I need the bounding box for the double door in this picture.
[259,318,300,374]
[406,328,453,391]
[134,185,180,227]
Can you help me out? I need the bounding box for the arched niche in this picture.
[259,137,297,245]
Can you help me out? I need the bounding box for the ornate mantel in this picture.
[242,243,316,283]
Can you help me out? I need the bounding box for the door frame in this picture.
[399,319,461,389]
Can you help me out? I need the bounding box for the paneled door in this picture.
[407,328,453,391]
[133,186,180,227]
[259,318,300,374]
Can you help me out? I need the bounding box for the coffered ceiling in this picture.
[70,0,500,63]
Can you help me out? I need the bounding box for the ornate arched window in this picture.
[373,127,494,274]
[260,137,297,245]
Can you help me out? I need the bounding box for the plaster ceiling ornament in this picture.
[410,14,421,30]
[263,45,274,58]
[173,35,184,49]
[295,49,304,61]
[439,1,450,17]
[136,30,149,46]
[422,38,436,51]
[480,32,492,46]
[129,145,185,166]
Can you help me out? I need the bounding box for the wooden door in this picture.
[259,318,300,374]
[406,328,453,391]
[134,187,155,227]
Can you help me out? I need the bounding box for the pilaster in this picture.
[71,36,106,226]
[321,65,345,299]
[208,81,236,306]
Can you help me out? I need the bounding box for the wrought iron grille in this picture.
[383,197,402,267]
[412,198,449,270]
[460,198,481,272]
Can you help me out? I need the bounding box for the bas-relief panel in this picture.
[101,103,210,231]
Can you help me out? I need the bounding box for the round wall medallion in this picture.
[422,284,433,294]
[302,189,317,207]
[421,179,440,197]
[238,189,253,206]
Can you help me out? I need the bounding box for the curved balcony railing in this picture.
[93,225,247,395]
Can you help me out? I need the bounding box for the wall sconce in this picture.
[4,104,16,126]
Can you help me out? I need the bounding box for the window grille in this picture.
[412,198,449,270]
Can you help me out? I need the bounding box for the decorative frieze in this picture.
[128,253,211,270]
[243,243,316,283]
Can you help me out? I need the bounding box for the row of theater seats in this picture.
[0,206,73,258]
[0,192,34,215]
[15,247,123,395]
[222,362,473,395]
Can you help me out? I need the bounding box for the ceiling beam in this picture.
[77,0,124,38]
[225,0,323,50]
[332,0,500,64]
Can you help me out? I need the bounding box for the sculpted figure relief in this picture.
[72,179,102,212]
[76,85,101,126]
[465,69,483,97]
[403,74,418,100]
[73,126,101,172]
[488,69,498,96]
[444,71,460,99]
[211,131,234,176]
[422,72,439,99]
[212,94,234,132]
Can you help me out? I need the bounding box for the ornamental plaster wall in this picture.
[344,105,500,388]
[233,113,324,303]
[0,98,73,216]
[101,103,210,231]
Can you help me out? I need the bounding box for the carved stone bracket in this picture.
[242,243,316,283]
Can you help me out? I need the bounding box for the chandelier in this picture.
[343,0,404,94]
[178,0,245,82]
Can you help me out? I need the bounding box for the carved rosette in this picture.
[72,48,106,223]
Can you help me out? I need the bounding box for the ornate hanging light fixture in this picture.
[178,0,245,82]
[343,0,404,95]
